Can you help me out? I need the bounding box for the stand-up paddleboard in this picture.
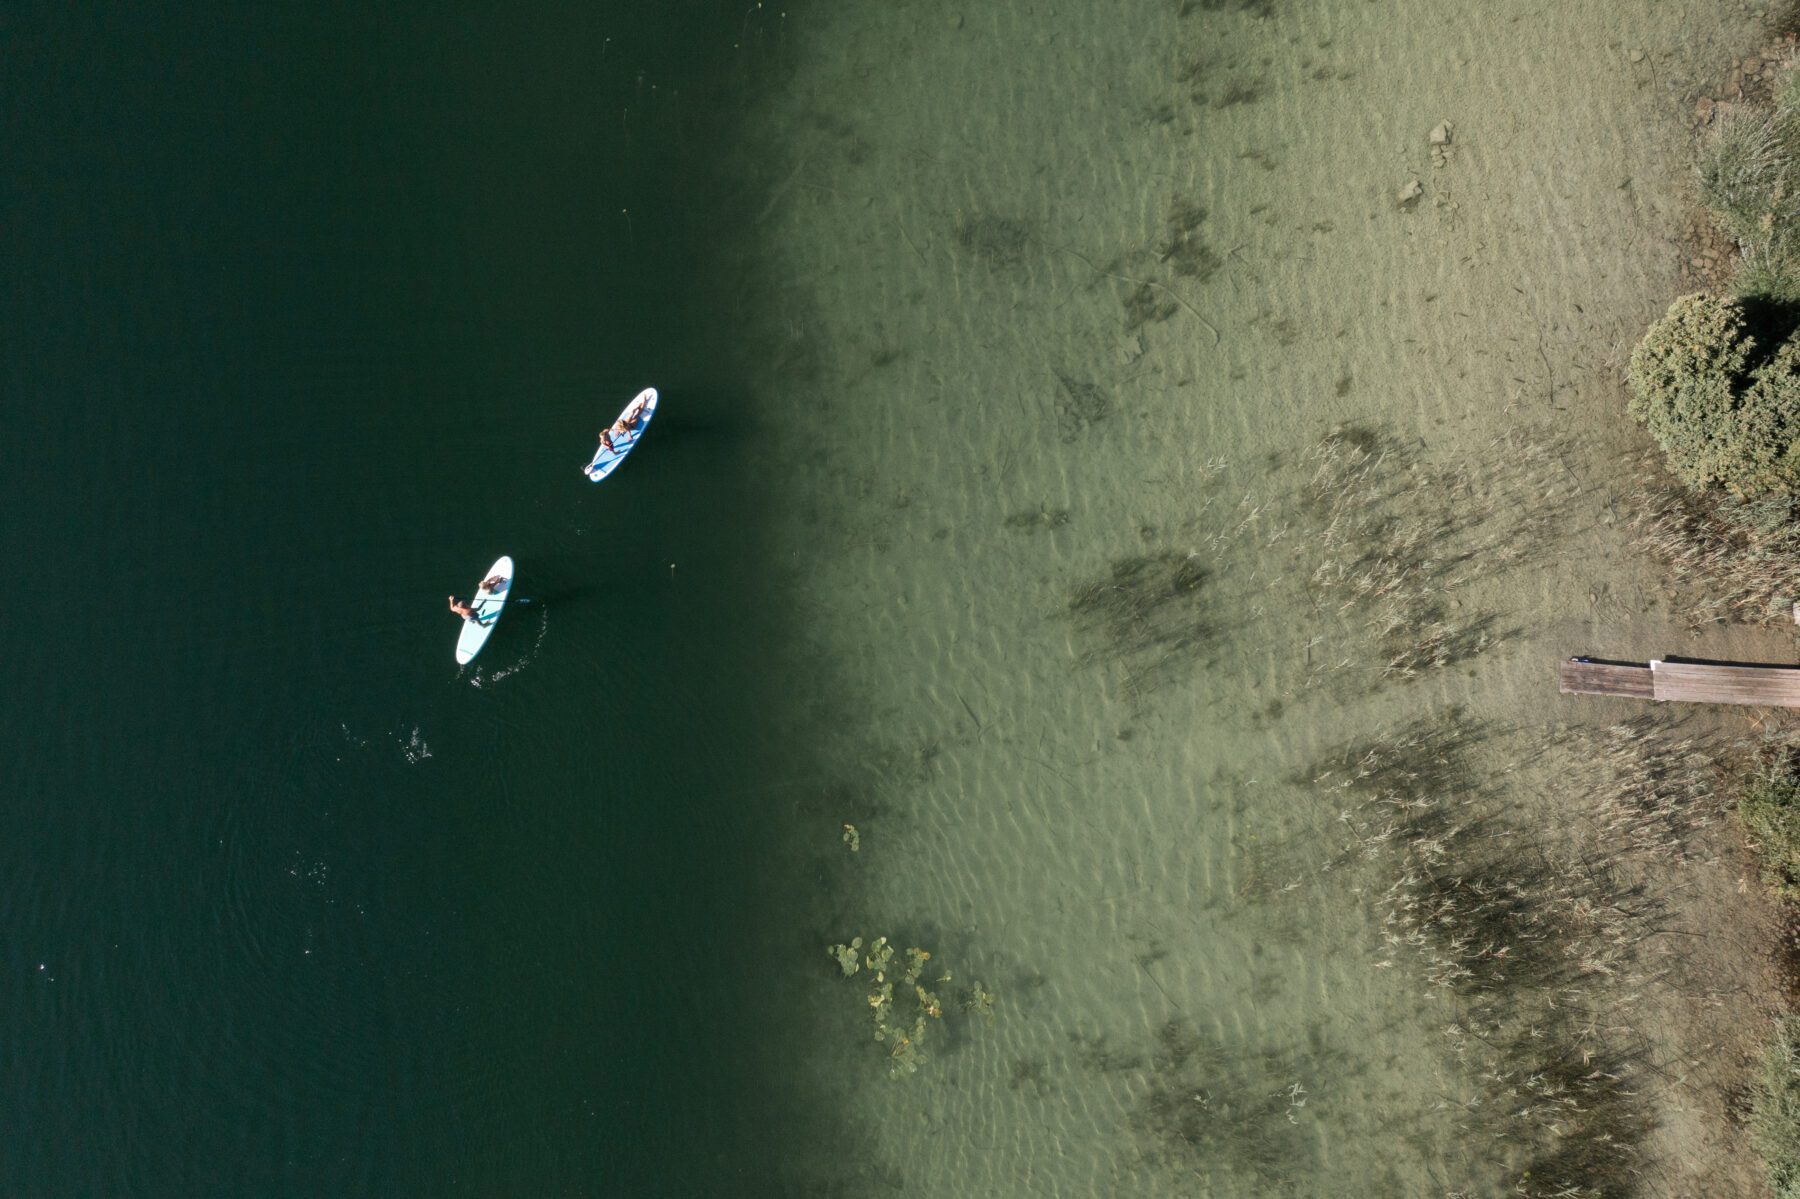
[455,555,514,664]
[583,387,658,482]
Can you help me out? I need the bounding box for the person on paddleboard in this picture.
[598,396,649,453]
[447,595,479,621]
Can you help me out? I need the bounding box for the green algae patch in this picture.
[826,936,990,1080]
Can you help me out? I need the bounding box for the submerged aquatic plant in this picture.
[1067,550,1214,698]
[954,212,1031,267]
[826,936,984,1079]
[1051,368,1112,440]
[1310,711,1708,1195]
[1158,194,1222,281]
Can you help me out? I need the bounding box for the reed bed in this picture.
[1128,1019,1317,1190]
[1065,423,1567,703]
[1572,718,1716,861]
[1310,711,1719,1197]
[1631,478,1800,626]
[1067,551,1215,700]
[1297,425,1565,687]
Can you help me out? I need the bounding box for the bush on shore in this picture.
[1677,59,1800,1199]
[1625,292,1800,497]
[1634,61,1800,613]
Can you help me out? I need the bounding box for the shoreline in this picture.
[719,1,1798,1193]
[1677,33,1800,298]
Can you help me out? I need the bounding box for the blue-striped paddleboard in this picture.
[583,388,658,482]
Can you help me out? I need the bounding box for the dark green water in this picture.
[4,5,811,1194]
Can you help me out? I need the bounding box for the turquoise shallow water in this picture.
[2,4,818,1194]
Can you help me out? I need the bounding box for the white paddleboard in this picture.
[455,555,514,664]
[584,387,658,482]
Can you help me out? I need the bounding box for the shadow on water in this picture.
[507,585,589,609]
[628,392,765,456]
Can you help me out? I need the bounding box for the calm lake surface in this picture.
[4,3,806,1194]
[8,0,1792,1196]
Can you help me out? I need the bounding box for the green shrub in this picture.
[1741,339,1800,481]
[1753,1016,1800,1198]
[1626,292,1800,497]
[1738,751,1800,898]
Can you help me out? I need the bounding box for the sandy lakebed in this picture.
[700,1,1800,1194]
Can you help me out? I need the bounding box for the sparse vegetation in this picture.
[1697,64,1800,302]
[1739,743,1800,900]
[1753,1016,1800,1199]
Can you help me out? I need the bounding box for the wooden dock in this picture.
[1560,657,1800,707]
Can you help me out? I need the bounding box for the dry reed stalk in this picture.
[1308,709,1717,1197]
[1631,476,1800,626]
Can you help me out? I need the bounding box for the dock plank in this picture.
[1559,660,1654,699]
[1650,660,1800,706]
[1560,656,1800,707]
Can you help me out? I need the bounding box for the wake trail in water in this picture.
[468,604,550,688]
